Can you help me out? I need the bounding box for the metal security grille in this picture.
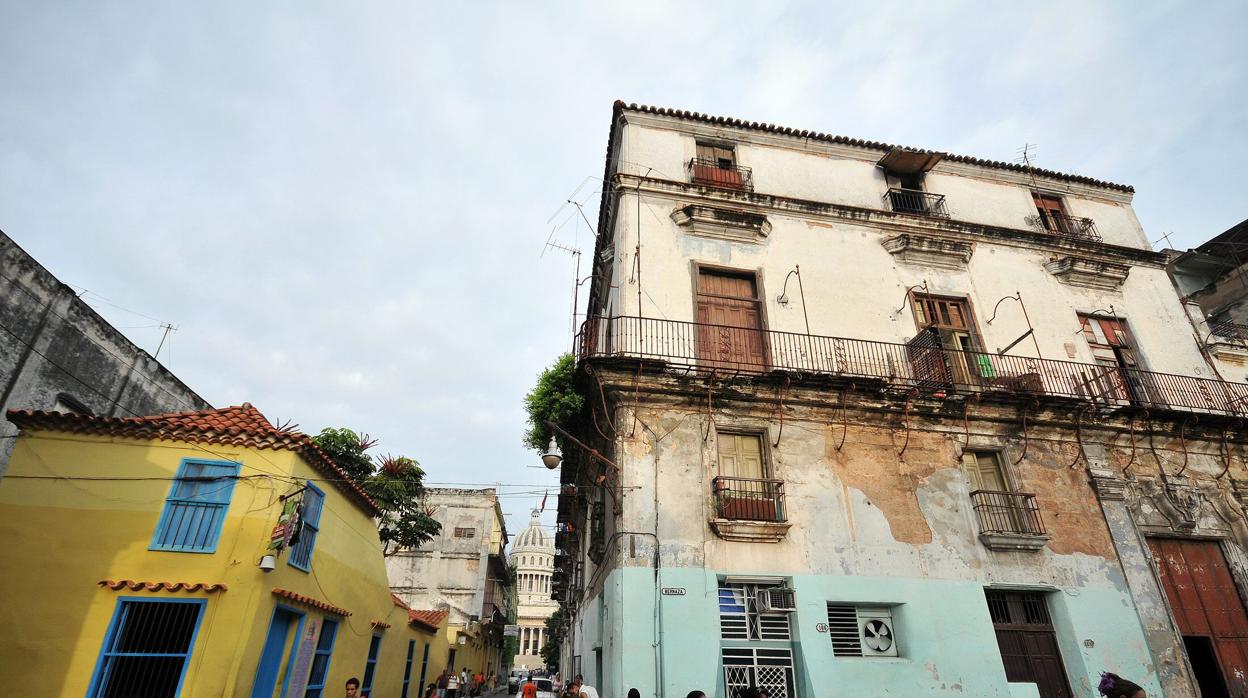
[89,599,203,697]
[151,461,238,552]
[827,605,861,656]
[719,583,791,641]
[722,647,794,698]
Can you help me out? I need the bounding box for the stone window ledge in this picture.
[711,518,791,543]
[978,532,1051,552]
[1043,256,1129,291]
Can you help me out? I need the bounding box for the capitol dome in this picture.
[514,511,552,550]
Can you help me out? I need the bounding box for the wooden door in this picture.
[986,591,1073,698]
[1033,193,1067,234]
[912,294,982,386]
[1148,539,1248,696]
[1079,314,1151,405]
[696,269,767,371]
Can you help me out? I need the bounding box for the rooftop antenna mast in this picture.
[154,323,177,361]
[544,240,583,350]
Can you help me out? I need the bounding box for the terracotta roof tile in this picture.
[370,620,392,629]
[99,580,228,593]
[272,587,352,617]
[409,609,449,631]
[612,100,1134,193]
[7,404,380,516]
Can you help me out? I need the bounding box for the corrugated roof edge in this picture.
[613,100,1135,193]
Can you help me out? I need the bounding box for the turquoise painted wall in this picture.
[597,568,1163,698]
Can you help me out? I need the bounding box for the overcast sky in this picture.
[2,1,1245,538]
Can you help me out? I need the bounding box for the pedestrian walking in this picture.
[522,676,539,698]
[424,683,438,698]
[446,668,460,698]
[1098,672,1146,698]
[437,670,450,698]
[344,677,361,697]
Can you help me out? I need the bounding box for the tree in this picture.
[540,609,564,670]
[312,428,441,555]
[522,353,584,453]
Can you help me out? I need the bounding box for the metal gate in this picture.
[722,647,794,698]
[718,649,793,694]
[1148,538,1248,696]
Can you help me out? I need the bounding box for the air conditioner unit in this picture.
[857,607,897,657]
[755,588,797,613]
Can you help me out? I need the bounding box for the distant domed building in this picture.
[512,509,557,669]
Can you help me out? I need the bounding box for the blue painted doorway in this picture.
[252,606,305,698]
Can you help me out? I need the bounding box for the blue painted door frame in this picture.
[252,605,306,698]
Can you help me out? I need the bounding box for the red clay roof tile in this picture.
[272,587,352,617]
[7,404,380,516]
[99,580,228,593]
[612,100,1134,193]
[409,609,449,631]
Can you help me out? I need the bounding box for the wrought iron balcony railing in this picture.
[1210,320,1248,341]
[1036,210,1101,242]
[688,157,754,192]
[712,476,786,523]
[970,490,1045,536]
[577,315,1248,418]
[884,188,949,217]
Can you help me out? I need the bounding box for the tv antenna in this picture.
[544,240,584,349]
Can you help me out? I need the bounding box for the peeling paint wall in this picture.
[559,108,1248,698]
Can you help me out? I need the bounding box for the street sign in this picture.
[504,624,520,637]
[815,622,829,633]
[661,587,686,596]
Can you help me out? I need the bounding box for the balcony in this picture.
[883,188,949,218]
[969,490,1049,551]
[710,476,790,543]
[1036,210,1101,242]
[688,157,754,192]
[1210,321,1248,341]
[577,316,1248,419]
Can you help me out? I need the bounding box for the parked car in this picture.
[533,678,555,698]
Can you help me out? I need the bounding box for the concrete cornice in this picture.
[614,174,1166,269]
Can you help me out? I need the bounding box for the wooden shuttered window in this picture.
[717,432,766,480]
[962,451,1010,493]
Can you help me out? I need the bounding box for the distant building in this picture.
[0,403,446,696]
[387,487,512,681]
[0,231,209,472]
[512,509,558,669]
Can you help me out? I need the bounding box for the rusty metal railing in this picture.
[1037,210,1101,242]
[577,316,1248,418]
[884,188,949,217]
[970,490,1045,536]
[1210,320,1248,341]
[713,476,786,522]
[688,157,754,192]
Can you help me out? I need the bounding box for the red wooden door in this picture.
[1149,538,1248,696]
[696,270,766,371]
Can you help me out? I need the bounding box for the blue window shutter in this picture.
[362,634,382,693]
[288,483,325,572]
[151,460,240,552]
[304,619,339,698]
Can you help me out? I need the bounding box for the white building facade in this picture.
[512,510,558,670]
[551,102,1248,698]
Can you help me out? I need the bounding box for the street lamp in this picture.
[541,436,563,470]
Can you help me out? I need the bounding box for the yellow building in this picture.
[0,403,454,697]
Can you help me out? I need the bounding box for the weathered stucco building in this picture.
[387,487,512,680]
[0,231,209,471]
[512,509,558,670]
[551,102,1248,698]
